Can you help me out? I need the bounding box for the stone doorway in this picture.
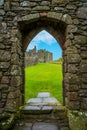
[18,16,67,106]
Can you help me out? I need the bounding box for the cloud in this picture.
[27,30,58,51]
[33,30,57,45]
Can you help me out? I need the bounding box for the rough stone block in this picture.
[68,111,87,130]
[67,100,80,110]
[66,84,79,91]
[0,9,5,15]
[80,64,87,73]
[64,73,79,84]
[33,122,58,130]
[66,25,78,34]
[1,76,9,84]
[0,0,4,6]
[52,0,69,4]
[1,21,6,29]
[66,4,76,10]
[54,7,64,11]
[73,19,79,25]
[68,64,78,73]
[0,62,10,69]
[77,7,87,19]
[74,35,87,45]
[11,76,22,87]
[0,50,11,62]
[79,89,87,97]
[23,105,41,111]
[11,65,21,75]
[7,92,15,99]
[81,78,87,83]
[11,53,19,64]
[4,1,10,10]
[62,14,72,24]
[41,1,50,6]
[60,127,70,130]
[37,92,50,98]
[42,106,53,111]
[20,1,30,7]
[66,46,78,54]
[67,53,81,63]
[65,39,72,48]
[5,98,18,111]
[30,2,38,7]
[0,84,9,90]
[47,12,62,21]
[81,83,87,89]
[81,51,87,59]
[67,92,78,101]
[32,6,50,11]
[43,97,58,105]
[81,98,87,110]
[27,98,42,105]
[11,2,19,7]
[19,13,39,22]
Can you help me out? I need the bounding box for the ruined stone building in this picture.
[0,0,87,130]
[25,46,53,66]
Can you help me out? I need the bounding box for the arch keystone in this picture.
[40,12,47,17]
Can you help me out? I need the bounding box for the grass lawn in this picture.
[25,63,63,103]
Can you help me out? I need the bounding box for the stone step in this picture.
[37,92,50,98]
[21,104,67,120]
[27,97,60,106]
[20,105,69,130]
[20,94,69,129]
[22,94,66,120]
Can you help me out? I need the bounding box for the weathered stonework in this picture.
[0,0,87,130]
[68,110,87,130]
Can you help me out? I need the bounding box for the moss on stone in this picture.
[68,110,87,130]
[0,113,15,130]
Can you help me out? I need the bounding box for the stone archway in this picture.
[0,1,87,129]
[17,12,72,107]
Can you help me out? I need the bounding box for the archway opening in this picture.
[18,18,66,106]
[25,30,63,104]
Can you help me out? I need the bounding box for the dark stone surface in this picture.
[33,123,58,130]
[13,122,59,130]
[77,7,87,19]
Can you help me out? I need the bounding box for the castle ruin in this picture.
[25,46,53,66]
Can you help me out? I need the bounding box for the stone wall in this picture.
[0,0,87,129]
[25,46,53,66]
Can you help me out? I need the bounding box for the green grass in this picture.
[25,63,63,103]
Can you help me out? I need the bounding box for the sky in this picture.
[26,30,62,60]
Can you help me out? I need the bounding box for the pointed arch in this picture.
[17,12,71,106]
[18,12,68,51]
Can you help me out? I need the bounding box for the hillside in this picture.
[25,63,63,103]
